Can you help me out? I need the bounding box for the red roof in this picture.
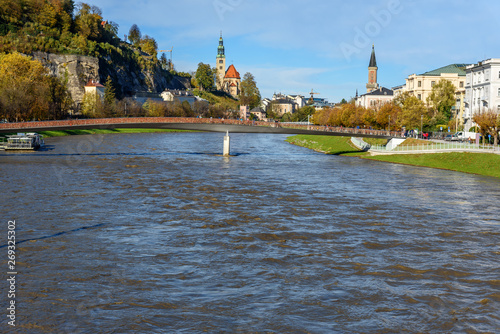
[85,79,105,88]
[225,65,240,79]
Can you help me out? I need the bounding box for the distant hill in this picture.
[0,0,190,104]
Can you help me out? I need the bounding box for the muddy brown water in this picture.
[1,132,499,333]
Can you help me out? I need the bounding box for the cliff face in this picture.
[32,52,99,106]
[31,52,191,106]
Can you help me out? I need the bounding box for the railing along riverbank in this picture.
[352,137,500,154]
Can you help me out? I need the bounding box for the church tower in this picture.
[216,32,226,90]
[366,45,379,93]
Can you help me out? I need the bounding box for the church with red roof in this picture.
[215,33,241,98]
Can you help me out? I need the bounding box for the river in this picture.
[1,132,499,333]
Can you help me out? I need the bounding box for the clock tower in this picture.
[216,32,226,90]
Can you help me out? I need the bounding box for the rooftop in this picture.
[85,79,104,88]
[360,87,394,97]
[419,64,468,77]
[225,64,241,79]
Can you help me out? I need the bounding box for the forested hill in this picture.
[0,0,189,98]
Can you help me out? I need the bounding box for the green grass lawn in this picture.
[365,153,500,178]
[287,135,500,178]
[285,135,366,156]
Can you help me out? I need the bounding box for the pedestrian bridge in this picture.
[0,117,398,140]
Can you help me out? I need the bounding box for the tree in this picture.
[291,105,315,122]
[80,92,103,118]
[399,95,428,130]
[103,75,116,115]
[340,98,348,104]
[473,110,500,146]
[159,53,168,70]
[47,75,73,119]
[74,3,103,41]
[427,79,456,123]
[376,102,402,130]
[239,72,261,109]
[128,24,141,46]
[195,63,214,91]
[0,53,51,121]
[139,35,158,57]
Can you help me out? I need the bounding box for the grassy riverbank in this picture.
[286,135,500,178]
[1,128,193,138]
[285,135,367,156]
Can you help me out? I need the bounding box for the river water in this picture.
[1,132,499,333]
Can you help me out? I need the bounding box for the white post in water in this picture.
[223,131,230,156]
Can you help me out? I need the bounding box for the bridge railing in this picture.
[369,141,500,153]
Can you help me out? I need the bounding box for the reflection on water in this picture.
[1,132,499,333]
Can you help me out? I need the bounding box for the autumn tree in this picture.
[74,3,103,41]
[473,110,500,145]
[427,79,456,124]
[239,72,261,109]
[0,53,51,121]
[398,95,428,130]
[376,102,402,130]
[195,63,214,91]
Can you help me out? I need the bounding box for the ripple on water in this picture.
[3,132,499,333]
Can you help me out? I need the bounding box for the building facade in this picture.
[464,58,500,130]
[84,80,105,98]
[161,89,196,106]
[356,87,394,109]
[404,64,467,103]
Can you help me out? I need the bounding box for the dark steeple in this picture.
[369,44,377,68]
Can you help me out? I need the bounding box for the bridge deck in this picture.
[0,118,396,139]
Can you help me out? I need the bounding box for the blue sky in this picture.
[81,0,500,103]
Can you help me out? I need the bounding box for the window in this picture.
[431,81,436,87]
[417,94,422,100]
[498,88,500,97]
[460,81,464,88]
[498,105,500,112]
[498,71,500,79]
[418,81,422,88]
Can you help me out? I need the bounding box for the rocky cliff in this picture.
[31,52,191,107]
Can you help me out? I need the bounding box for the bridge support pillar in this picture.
[223,131,230,156]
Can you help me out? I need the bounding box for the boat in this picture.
[1,133,45,151]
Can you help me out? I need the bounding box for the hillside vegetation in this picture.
[0,1,181,95]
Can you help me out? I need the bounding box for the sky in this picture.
[80,0,500,103]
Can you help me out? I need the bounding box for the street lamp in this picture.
[421,114,423,139]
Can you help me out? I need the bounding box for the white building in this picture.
[464,59,500,130]
[161,89,196,107]
[356,87,394,109]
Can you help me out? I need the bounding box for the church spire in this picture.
[217,32,225,59]
[366,44,379,93]
[369,44,377,68]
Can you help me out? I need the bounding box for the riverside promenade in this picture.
[0,117,400,139]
